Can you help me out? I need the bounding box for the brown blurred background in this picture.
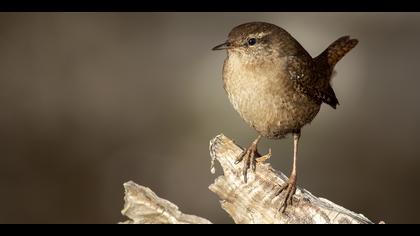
[0,12,419,223]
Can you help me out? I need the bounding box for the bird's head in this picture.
[212,22,300,60]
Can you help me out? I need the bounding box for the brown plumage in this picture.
[213,22,358,212]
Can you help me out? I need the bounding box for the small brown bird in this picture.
[212,22,358,212]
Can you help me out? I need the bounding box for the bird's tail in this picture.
[315,36,358,68]
[313,36,358,109]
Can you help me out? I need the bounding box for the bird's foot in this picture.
[235,138,271,183]
[275,173,297,213]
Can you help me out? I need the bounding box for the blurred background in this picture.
[0,12,419,223]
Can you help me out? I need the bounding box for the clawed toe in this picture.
[237,143,259,183]
[275,174,297,213]
[234,135,271,183]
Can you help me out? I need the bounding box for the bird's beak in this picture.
[212,41,230,51]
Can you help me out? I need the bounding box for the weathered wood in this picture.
[209,134,373,224]
[120,134,375,224]
[120,181,211,224]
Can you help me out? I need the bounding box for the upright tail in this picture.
[313,36,358,109]
[315,36,359,68]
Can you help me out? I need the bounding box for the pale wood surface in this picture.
[120,181,211,224]
[120,134,374,224]
[208,134,373,224]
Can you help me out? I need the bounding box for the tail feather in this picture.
[315,36,358,68]
[314,36,358,109]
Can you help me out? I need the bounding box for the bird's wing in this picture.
[286,56,339,108]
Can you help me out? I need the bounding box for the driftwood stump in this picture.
[121,134,374,224]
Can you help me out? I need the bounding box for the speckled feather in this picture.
[220,22,358,139]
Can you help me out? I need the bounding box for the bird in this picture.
[212,22,358,212]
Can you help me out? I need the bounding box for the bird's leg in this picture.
[276,130,300,213]
[235,135,271,183]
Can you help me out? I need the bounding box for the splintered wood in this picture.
[120,134,373,224]
[120,181,211,224]
[208,134,372,224]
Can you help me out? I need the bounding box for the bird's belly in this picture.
[225,68,320,139]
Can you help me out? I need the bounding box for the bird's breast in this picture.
[222,55,320,138]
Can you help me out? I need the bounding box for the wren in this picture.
[212,22,358,212]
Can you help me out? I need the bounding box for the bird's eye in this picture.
[247,38,257,46]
